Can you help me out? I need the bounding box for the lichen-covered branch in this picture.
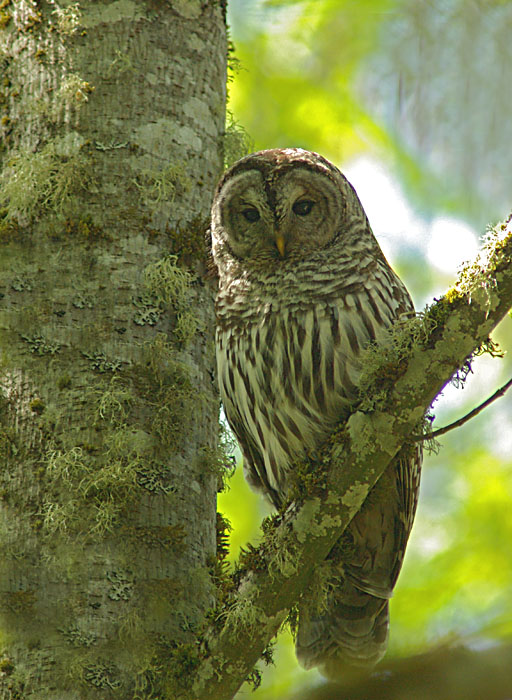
[188,218,512,700]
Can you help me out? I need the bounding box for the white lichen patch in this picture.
[187,33,205,52]
[292,498,321,544]
[340,481,370,510]
[134,118,175,152]
[394,360,428,394]
[82,0,144,27]
[470,284,500,314]
[173,0,202,20]
[192,658,216,689]
[53,131,87,157]
[312,512,342,538]
[183,97,216,135]
[347,410,400,458]
[172,125,203,152]
[325,491,343,506]
[371,413,401,455]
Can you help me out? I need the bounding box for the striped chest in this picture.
[216,292,389,498]
[214,254,413,501]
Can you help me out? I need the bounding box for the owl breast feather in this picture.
[216,263,403,503]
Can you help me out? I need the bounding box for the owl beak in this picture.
[275,233,286,257]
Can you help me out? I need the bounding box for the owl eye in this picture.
[242,208,260,223]
[293,200,315,216]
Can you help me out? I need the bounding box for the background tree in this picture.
[0,1,226,697]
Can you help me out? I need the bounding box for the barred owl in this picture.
[210,148,422,678]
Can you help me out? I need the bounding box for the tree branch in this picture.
[189,218,512,700]
[413,376,512,441]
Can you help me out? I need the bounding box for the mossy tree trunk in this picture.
[0,1,226,697]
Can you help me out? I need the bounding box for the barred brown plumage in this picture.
[210,148,422,678]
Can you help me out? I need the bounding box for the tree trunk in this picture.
[0,1,226,697]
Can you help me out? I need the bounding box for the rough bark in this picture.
[190,219,512,700]
[0,1,226,698]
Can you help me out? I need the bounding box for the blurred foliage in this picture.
[219,0,512,697]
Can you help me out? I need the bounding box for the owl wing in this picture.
[296,271,423,675]
[343,444,422,598]
[296,447,422,676]
[221,388,282,508]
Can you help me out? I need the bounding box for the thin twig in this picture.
[413,377,512,442]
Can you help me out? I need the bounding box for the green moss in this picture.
[2,590,36,614]
[356,313,438,411]
[285,452,328,505]
[134,255,201,342]
[131,334,199,447]
[165,643,200,693]
[446,220,512,309]
[56,373,72,390]
[0,208,21,243]
[209,512,233,601]
[167,215,209,265]
[0,141,95,224]
[121,524,185,551]
[0,658,14,675]
[223,110,254,169]
[444,286,464,305]
[133,162,191,207]
[139,578,183,601]
[29,397,45,414]
[199,443,235,492]
[64,216,106,241]
[42,443,139,539]
[0,11,11,30]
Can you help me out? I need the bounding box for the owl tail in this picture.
[295,582,389,680]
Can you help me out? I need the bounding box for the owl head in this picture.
[211,148,379,271]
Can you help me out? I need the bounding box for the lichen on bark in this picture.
[0,1,227,697]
